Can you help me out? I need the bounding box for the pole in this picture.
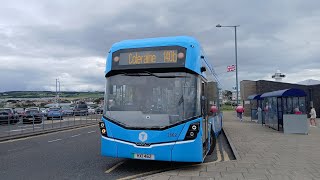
[234,26,239,105]
[58,79,60,107]
[55,79,57,104]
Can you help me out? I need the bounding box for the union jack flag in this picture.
[227,65,236,72]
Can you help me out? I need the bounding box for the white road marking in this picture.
[0,124,97,144]
[71,134,81,138]
[48,139,62,143]
[87,131,96,134]
[8,147,25,152]
[7,127,42,132]
[105,161,126,173]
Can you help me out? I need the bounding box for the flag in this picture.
[227,65,236,72]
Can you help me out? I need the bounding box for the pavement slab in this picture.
[139,112,320,180]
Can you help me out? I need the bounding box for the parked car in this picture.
[95,107,103,114]
[25,107,40,111]
[0,108,19,124]
[15,108,26,118]
[61,106,74,116]
[40,108,48,116]
[23,110,43,124]
[88,107,96,114]
[47,107,63,120]
[74,104,88,116]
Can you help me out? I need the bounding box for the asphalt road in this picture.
[0,126,234,180]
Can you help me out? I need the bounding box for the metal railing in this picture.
[0,111,102,139]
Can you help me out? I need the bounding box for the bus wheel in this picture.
[208,131,216,155]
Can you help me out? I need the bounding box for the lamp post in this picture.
[55,78,61,107]
[216,24,240,105]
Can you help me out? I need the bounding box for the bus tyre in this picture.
[208,130,216,155]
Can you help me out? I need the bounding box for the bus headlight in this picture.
[99,122,108,137]
[184,122,200,140]
[113,56,120,62]
[178,52,185,59]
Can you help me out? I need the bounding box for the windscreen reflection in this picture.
[104,72,200,129]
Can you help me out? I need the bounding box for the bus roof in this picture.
[109,36,200,52]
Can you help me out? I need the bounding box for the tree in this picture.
[223,90,233,100]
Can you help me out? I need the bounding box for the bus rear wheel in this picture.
[208,130,216,155]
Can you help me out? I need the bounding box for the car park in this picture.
[47,107,63,120]
[22,109,43,124]
[0,108,19,124]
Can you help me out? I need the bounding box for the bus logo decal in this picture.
[139,131,148,142]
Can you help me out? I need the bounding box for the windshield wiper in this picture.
[143,71,188,78]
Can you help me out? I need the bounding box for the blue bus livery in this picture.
[99,36,222,162]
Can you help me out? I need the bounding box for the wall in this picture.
[240,80,257,116]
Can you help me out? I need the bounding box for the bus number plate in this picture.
[133,153,155,160]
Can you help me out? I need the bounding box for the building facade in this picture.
[241,80,320,116]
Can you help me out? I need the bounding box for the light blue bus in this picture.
[99,36,222,162]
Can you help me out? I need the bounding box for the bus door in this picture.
[201,80,208,154]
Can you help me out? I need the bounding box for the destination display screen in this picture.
[119,50,178,65]
[111,46,186,70]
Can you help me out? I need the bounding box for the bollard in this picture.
[60,116,62,128]
[51,116,53,129]
[74,113,76,126]
[42,115,44,130]
[86,113,88,124]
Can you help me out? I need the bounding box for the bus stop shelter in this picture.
[247,94,263,122]
[260,88,307,131]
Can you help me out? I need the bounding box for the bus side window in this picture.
[201,81,207,117]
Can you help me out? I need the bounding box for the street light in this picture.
[56,78,61,106]
[216,24,240,105]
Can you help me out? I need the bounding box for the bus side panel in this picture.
[171,133,203,162]
[172,118,203,162]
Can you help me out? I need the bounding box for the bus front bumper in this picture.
[101,136,203,162]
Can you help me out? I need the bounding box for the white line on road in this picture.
[0,124,97,144]
[87,131,96,134]
[48,139,62,143]
[71,134,81,138]
[105,161,126,173]
[6,127,42,132]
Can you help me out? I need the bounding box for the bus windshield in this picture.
[104,72,200,129]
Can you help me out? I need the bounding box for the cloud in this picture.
[0,0,320,91]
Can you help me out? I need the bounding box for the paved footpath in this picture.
[139,112,320,180]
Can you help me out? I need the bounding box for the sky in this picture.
[1,0,320,92]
